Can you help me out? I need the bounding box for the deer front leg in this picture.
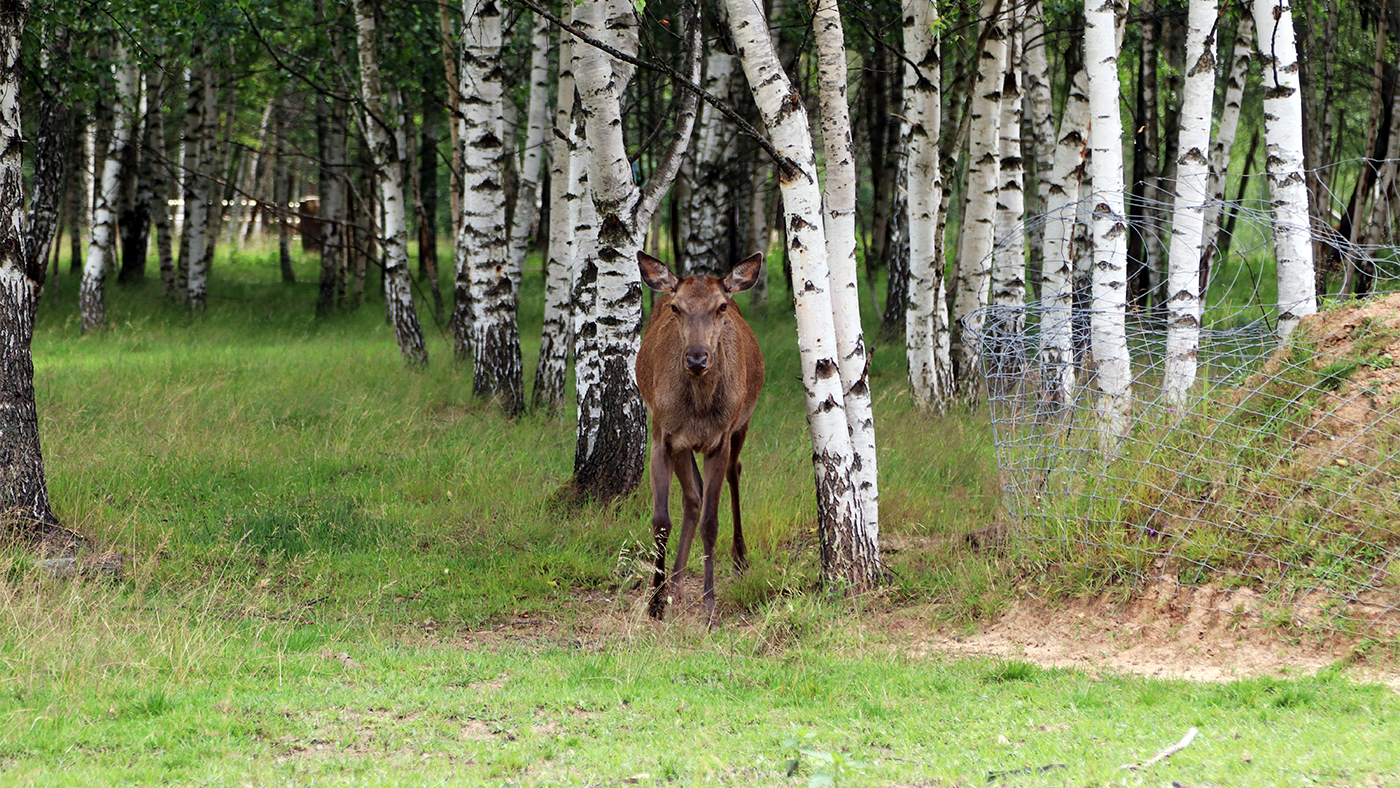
[647,437,675,620]
[670,452,702,584]
[699,439,730,627]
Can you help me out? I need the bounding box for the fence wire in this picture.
[971,167,1400,641]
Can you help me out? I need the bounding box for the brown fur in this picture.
[635,251,764,623]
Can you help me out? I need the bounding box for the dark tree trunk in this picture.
[118,74,157,285]
[417,85,443,319]
[0,0,69,547]
[24,26,70,300]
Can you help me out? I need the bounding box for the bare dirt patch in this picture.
[881,582,1400,691]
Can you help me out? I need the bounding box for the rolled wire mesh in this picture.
[970,163,1400,639]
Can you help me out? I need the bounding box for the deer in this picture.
[635,250,765,624]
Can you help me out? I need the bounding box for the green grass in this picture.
[2,240,1397,785]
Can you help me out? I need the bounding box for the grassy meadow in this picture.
[0,241,1397,786]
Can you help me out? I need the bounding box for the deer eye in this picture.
[669,303,679,314]
[717,302,728,314]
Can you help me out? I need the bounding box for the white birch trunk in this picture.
[1086,0,1132,445]
[952,0,1006,383]
[683,43,737,275]
[904,0,954,412]
[727,0,881,588]
[812,0,879,547]
[1040,64,1088,411]
[991,22,1025,315]
[1163,0,1217,404]
[80,44,135,333]
[533,28,575,413]
[1023,0,1055,279]
[506,11,550,286]
[0,0,65,538]
[572,0,700,499]
[355,0,428,365]
[1252,0,1315,340]
[569,110,600,450]
[1202,14,1252,271]
[458,0,522,409]
[177,64,204,303]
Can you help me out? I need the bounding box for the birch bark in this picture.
[457,0,523,410]
[533,28,575,413]
[1163,0,1217,404]
[505,11,550,286]
[1252,0,1316,340]
[728,0,881,588]
[903,0,955,412]
[1201,14,1252,279]
[811,0,879,545]
[1039,62,1088,411]
[80,43,135,332]
[952,0,1005,383]
[355,0,429,365]
[572,0,700,500]
[1086,0,1132,445]
[0,0,65,540]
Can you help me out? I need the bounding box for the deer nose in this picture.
[684,349,710,374]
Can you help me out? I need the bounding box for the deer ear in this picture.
[723,253,764,293]
[638,251,679,292]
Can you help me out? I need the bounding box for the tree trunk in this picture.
[1022,0,1053,298]
[571,0,701,501]
[273,90,294,283]
[1126,0,1161,310]
[80,43,135,333]
[1086,0,1132,445]
[682,20,738,276]
[728,0,882,589]
[355,0,429,365]
[0,0,65,543]
[1201,12,1252,279]
[149,67,175,298]
[180,60,211,309]
[1039,60,1088,413]
[24,24,69,300]
[505,11,550,287]
[116,70,155,285]
[991,16,1025,320]
[533,26,576,414]
[903,0,955,411]
[951,0,1006,385]
[418,85,444,319]
[1163,0,1217,404]
[1253,0,1316,340]
[457,0,523,410]
[812,0,880,551]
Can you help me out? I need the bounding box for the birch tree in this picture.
[532,27,575,413]
[682,12,737,276]
[727,0,882,588]
[0,0,66,543]
[354,0,429,365]
[952,0,1006,383]
[991,18,1025,320]
[506,11,550,286]
[903,0,955,411]
[79,43,136,333]
[456,0,523,410]
[811,0,879,544]
[1022,0,1054,289]
[25,23,69,293]
[1086,0,1132,444]
[571,0,701,500]
[180,58,213,308]
[1252,0,1316,339]
[1039,62,1089,411]
[1163,0,1217,404]
[1201,14,1252,276]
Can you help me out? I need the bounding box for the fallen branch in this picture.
[1121,726,1199,771]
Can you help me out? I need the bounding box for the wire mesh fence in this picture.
[971,173,1400,641]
